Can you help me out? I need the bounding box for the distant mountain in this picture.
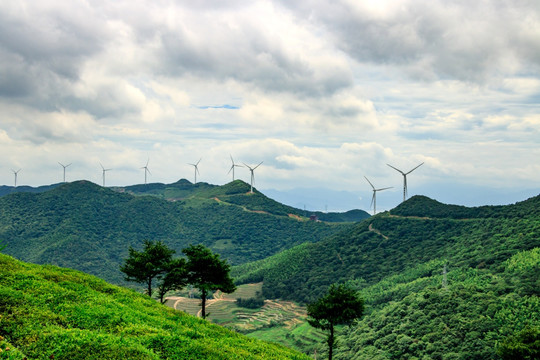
[0,180,358,286]
[0,183,61,196]
[233,194,540,358]
[0,253,310,360]
[114,179,371,223]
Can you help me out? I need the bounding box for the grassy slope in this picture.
[0,253,310,360]
[0,180,351,285]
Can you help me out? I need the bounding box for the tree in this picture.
[183,244,236,319]
[307,283,364,360]
[120,240,176,298]
[157,258,188,304]
[497,327,540,360]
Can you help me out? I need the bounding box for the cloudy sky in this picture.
[1,0,539,211]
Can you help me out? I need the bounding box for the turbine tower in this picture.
[12,169,21,188]
[364,176,392,215]
[386,162,424,202]
[189,158,201,184]
[58,162,71,183]
[243,161,263,193]
[141,158,151,185]
[100,163,112,187]
[228,155,243,181]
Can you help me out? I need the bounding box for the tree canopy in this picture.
[183,244,236,319]
[120,240,176,297]
[307,283,364,360]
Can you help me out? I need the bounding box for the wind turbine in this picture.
[386,162,424,202]
[243,161,263,193]
[141,158,151,185]
[228,155,243,181]
[100,163,112,187]
[11,169,21,188]
[364,176,392,215]
[189,158,201,184]
[58,162,71,183]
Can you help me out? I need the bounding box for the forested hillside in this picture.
[233,195,540,359]
[0,180,352,285]
[116,179,370,222]
[0,253,310,360]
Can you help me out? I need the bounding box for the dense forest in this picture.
[233,195,540,359]
[0,180,355,285]
[0,253,310,359]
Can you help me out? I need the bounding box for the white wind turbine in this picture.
[141,158,151,185]
[100,163,112,187]
[228,155,243,181]
[12,169,21,188]
[365,176,392,215]
[387,162,424,202]
[243,161,263,193]
[58,162,71,183]
[189,158,201,184]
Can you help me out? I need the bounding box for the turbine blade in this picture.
[243,163,253,170]
[100,162,104,170]
[376,187,393,191]
[387,163,405,175]
[370,193,375,208]
[364,176,375,190]
[405,162,424,175]
[253,161,263,170]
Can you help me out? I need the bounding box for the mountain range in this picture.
[0,179,537,359]
[0,179,368,286]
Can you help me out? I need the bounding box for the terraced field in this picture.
[165,283,325,356]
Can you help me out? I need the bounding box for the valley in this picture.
[0,181,538,359]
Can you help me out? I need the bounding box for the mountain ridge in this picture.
[0,180,359,286]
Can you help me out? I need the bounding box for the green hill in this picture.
[115,179,370,222]
[0,180,353,286]
[0,253,310,360]
[233,195,540,359]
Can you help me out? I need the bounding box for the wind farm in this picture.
[2,156,431,213]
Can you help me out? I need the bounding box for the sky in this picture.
[1,0,539,212]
